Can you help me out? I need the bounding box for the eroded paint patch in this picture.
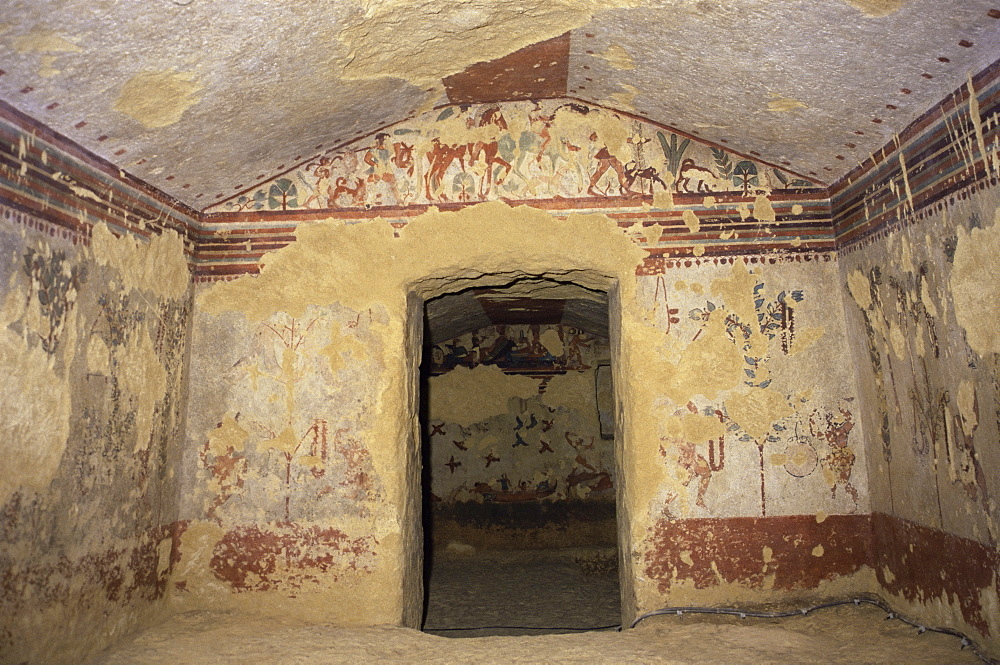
[767,95,807,113]
[209,523,377,592]
[951,206,1000,356]
[644,514,872,595]
[12,28,82,54]
[428,364,539,426]
[337,0,645,87]
[842,0,909,17]
[0,327,70,503]
[113,70,203,129]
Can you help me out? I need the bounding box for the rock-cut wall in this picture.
[834,62,1000,656]
[0,103,195,664]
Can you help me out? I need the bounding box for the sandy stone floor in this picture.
[91,548,985,664]
[422,547,621,636]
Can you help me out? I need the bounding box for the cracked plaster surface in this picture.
[0,0,996,208]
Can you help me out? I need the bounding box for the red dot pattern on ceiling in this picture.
[0,23,992,203]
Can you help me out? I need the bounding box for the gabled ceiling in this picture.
[0,0,998,211]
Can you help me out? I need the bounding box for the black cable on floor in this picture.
[628,596,996,665]
[423,623,621,633]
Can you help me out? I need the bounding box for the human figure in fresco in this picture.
[364,133,402,204]
[811,406,859,506]
[532,105,555,163]
[533,103,590,194]
[675,439,713,509]
[302,156,333,208]
[442,339,472,369]
[587,132,636,197]
[424,138,468,201]
[564,328,593,369]
[200,438,247,522]
[480,325,516,366]
[468,106,512,198]
[566,431,597,472]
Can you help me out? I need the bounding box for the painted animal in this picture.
[468,107,512,197]
[623,161,668,193]
[676,158,719,193]
[424,138,468,200]
[587,144,634,196]
[329,177,366,207]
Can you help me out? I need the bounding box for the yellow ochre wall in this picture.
[1,65,999,663]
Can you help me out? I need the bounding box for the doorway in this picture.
[417,277,621,636]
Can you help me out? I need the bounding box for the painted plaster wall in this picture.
[426,324,615,548]
[172,300,398,624]
[178,195,870,627]
[839,178,1000,654]
[632,255,871,616]
[0,205,192,664]
[832,65,1000,657]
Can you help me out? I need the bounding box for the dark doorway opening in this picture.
[418,278,620,636]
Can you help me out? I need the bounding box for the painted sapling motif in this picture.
[691,271,815,516]
[200,416,249,522]
[771,168,815,189]
[657,131,690,178]
[22,247,87,354]
[732,161,759,196]
[653,275,682,336]
[849,268,895,469]
[267,178,298,210]
[204,312,382,523]
[231,189,266,212]
[93,293,145,459]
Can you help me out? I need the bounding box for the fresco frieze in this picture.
[215,100,819,213]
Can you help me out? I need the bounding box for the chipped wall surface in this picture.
[0,102,199,245]
[182,191,868,627]
[0,205,193,664]
[839,187,1000,654]
[834,62,1000,656]
[211,99,819,213]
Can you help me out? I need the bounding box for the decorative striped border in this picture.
[831,58,1000,250]
[0,100,199,254]
[4,57,997,279]
[193,190,835,280]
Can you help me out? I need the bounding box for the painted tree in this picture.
[732,160,759,195]
[268,178,298,210]
[657,131,691,177]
